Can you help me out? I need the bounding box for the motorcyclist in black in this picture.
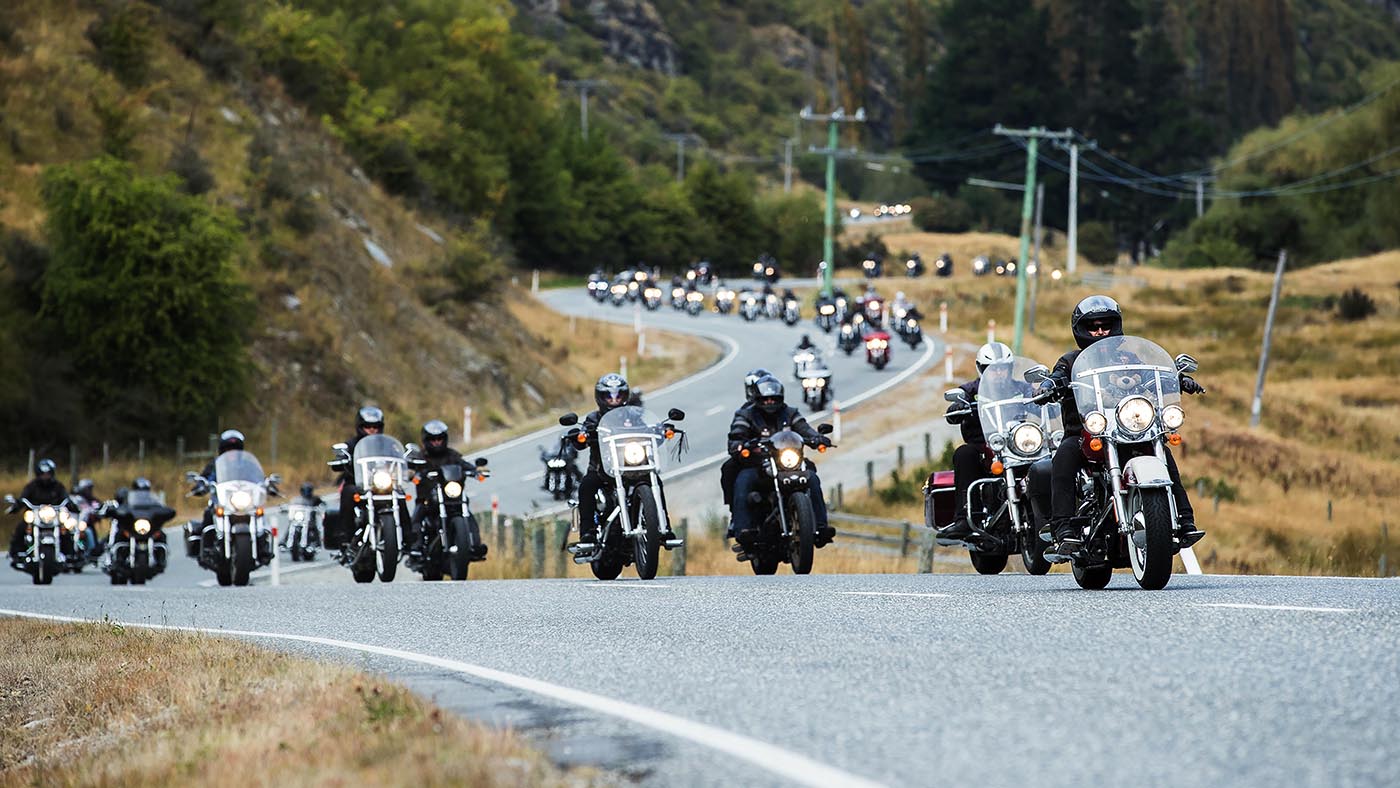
[106,477,172,561]
[330,406,385,550]
[937,342,1017,543]
[719,368,773,528]
[728,376,836,546]
[281,482,325,549]
[795,334,817,351]
[1029,296,1204,562]
[410,419,487,560]
[577,374,627,545]
[8,458,67,564]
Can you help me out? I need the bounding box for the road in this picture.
[3,573,1398,786]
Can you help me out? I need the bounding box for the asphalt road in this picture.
[3,572,1397,787]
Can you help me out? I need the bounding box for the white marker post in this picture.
[270,524,280,586]
[944,347,954,382]
[987,319,997,344]
[620,355,628,379]
[633,302,642,334]
[531,269,540,293]
[638,332,646,357]
[939,302,948,333]
[462,406,473,446]
[832,402,842,443]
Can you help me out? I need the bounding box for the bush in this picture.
[838,231,889,269]
[444,222,508,300]
[86,1,157,89]
[911,194,972,233]
[756,191,824,273]
[1336,288,1377,322]
[167,142,215,195]
[283,192,320,236]
[1165,235,1253,269]
[1077,221,1117,265]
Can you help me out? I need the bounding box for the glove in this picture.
[1181,375,1206,395]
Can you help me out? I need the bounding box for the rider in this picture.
[71,478,103,557]
[575,373,630,546]
[110,478,172,560]
[410,419,487,560]
[720,369,773,528]
[281,482,325,549]
[331,406,385,549]
[8,458,68,566]
[727,376,836,547]
[937,342,1016,543]
[1032,296,1204,562]
[196,430,245,545]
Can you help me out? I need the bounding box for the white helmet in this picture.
[896,291,906,301]
[975,342,1013,373]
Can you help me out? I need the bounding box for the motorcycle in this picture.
[900,314,924,348]
[685,289,705,316]
[670,285,687,310]
[411,455,490,581]
[781,294,801,326]
[284,499,321,562]
[329,434,411,583]
[714,286,735,315]
[541,438,582,501]
[972,256,990,277]
[905,255,925,277]
[791,346,822,380]
[862,257,883,279]
[609,281,629,306]
[63,494,103,573]
[186,450,279,587]
[935,253,953,277]
[864,331,892,370]
[101,488,174,585]
[563,406,686,580]
[730,423,836,575]
[800,366,833,412]
[5,496,77,584]
[939,355,1062,576]
[837,320,861,356]
[861,295,885,329]
[643,284,663,311]
[815,298,837,333]
[1029,336,1199,590]
[739,291,760,322]
[833,293,850,324]
[763,292,782,320]
[753,258,780,284]
[587,273,609,301]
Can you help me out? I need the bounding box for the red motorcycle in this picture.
[864,330,892,370]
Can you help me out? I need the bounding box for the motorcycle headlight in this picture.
[988,434,1006,452]
[672,288,684,298]
[134,519,151,535]
[371,469,394,493]
[645,287,661,298]
[778,448,802,469]
[688,292,703,302]
[802,377,817,389]
[622,441,648,466]
[1117,397,1155,434]
[1012,423,1044,455]
[291,510,306,522]
[229,490,254,512]
[907,319,917,328]
[820,304,834,315]
[443,480,463,499]
[60,510,74,527]
[23,510,34,524]
[38,505,56,523]
[1084,411,1108,435]
[1162,404,1185,430]
[547,458,565,468]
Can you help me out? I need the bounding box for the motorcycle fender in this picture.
[231,521,253,535]
[1123,456,1173,489]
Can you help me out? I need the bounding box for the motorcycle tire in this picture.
[215,560,233,586]
[1072,562,1113,590]
[750,554,780,575]
[1129,489,1175,590]
[132,551,148,585]
[110,572,127,585]
[376,513,398,583]
[448,517,472,581]
[232,533,253,586]
[632,485,662,581]
[352,563,375,583]
[1021,536,1052,576]
[969,552,1008,575]
[591,555,624,580]
[788,494,816,575]
[874,358,889,371]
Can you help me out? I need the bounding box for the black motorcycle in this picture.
[328,435,411,584]
[5,496,77,585]
[731,424,835,575]
[410,456,490,581]
[837,318,862,355]
[102,489,175,585]
[905,254,925,277]
[540,438,582,501]
[935,253,953,277]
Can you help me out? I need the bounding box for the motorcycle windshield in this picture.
[977,356,1059,438]
[353,434,407,489]
[215,450,265,484]
[126,490,163,509]
[1072,336,1181,432]
[439,463,465,482]
[596,406,666,476]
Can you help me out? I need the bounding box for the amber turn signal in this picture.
[991,461,1004,475]
[1167,433,1182,446]
[1088,438,1104,452]
[740,449,750,458]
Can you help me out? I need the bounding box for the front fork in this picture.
[1105,441,1179,536]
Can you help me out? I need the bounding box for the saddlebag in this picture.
[923,470,956,531]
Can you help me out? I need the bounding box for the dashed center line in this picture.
[1193,602,1355,613]
[704,404,727,416]
[839,591,952,599]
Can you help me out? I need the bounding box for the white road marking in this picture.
[838,591,951,599]
[587,582,671,589]
[195,559,332,588]
[704,404,726,416]
[0,609,885,788]
[523,470,545,481]
[1192,602,1355,614]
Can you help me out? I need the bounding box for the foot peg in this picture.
[664,539,685,550]
[1177,529,1205,549]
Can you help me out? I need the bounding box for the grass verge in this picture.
[0,617,592,787]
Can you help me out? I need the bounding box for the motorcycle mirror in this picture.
[1023,365,1050,384]
[1174,354,1198,375]
[818,423,834,435]
[404,442,422,456]
[3,495,13,505]
[184,471,199,482]
[268,473,282,484]
[559,413,579,427]
[667,408,686,422]
[944,388,968,403]
[474,457,489,468]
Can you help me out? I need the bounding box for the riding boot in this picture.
[1044,518,1084,564]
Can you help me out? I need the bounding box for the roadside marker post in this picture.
[832,402,842,443]
[271,525,280,586]
[939,302,948,333]
[944,347,954,382]
[638,332,646,357]
[531,269,540,293]
[462,406,473,446]
[620,355,628,379]
[987,319,996,344]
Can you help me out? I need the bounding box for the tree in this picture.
[40,157,252,439]
[683,163,764,273]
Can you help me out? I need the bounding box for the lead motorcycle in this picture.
[329,434,413,583]
[563,406,686,580]
[939,355,1061,575]
[731,423,836,575]
[1030,336,1201,590]
[410,453,490,581]
[5,496,79,584]
[101,488,175,585]
[187,451,279,586]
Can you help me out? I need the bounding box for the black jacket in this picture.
[944,379,984,445]
[581,410,607,473]
[18,478,67,507]
[727,404,824,462]
[1047,349,1085,432]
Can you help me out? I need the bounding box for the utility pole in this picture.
[561,79,608,140]
[800,105,867,297]
[1028,182,1044,333]
[1054,134,1094,276]
[662,133,701,183]
[995,125,1073,353]
[1250,250,1288,428]
[783,137,794,193]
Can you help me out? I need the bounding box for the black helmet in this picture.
[75,478,95,497]
[754,375,785,415]
[36,458,56,476]
[1071,295,1124,350]
[355,406,385,436]
[743,368,772,402]
[300,482,315,498]
[132,477,152,491]
[594,373,630,412]
[421,419,450,456]
[218,429,245,454]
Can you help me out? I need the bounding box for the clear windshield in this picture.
[597,406,667,476]
[215,451,265,483]
[353,435,406,489]
[978,357,1054,436]
[1072,335,1181,427]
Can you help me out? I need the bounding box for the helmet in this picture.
[132,477,152,491]
[896,291,906,301]
[300,482,315,498]
[975,342,1013,374]
[594,373,630,412]
[36,458,56,476]
[218,429,245,454]
[1071,295,1124,350]
[743,368,773,402]
[75,478,95,497]
[421,419,451,456]
[355,406,385,436]
[754,375,785,415]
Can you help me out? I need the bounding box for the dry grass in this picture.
[0,618,593,787]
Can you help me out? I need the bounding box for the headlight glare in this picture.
[622,442,648,466]
[134,519,151,535]
[778,448,802,469]
[371,470,394,492]
[229,490,254,512]
[443,481,463,499]
[38,505,56,523]
[1117,397,1155,434]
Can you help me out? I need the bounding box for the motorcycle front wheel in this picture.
[1128,488,1175,590]
[448,517,472,581]
[232,533,253,586]
[1072,562,1113,590]
[376,513,398,583]
[632,485,662,581]
[132,550,148,585]
[969,552,1008,575]
[788,494,816,575]
[591,554,624,580]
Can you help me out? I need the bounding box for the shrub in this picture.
[911,194,972,233]
[167,142,215,195]
[1077,221,1117,265]
[444,222,508,300]
[1336,288,1377,322]
[283,192,320,236]
[86,1,157,89]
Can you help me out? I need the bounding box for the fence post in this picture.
[102,442,110,472]
[26,449,34,479]
[138,439,146,471]
[672,518,688,576]
[270,418,278,464]
[866,461,875,494]
[917,529,934,574]
[554,519,569,577]
[924,432,932,462]
[532,525,546,578]
[900,521,912,557]
[69,444,78,488]
[1327,500,1333,522]
[834,483,843,510]
[176,436,185,466]
[897,445,905,471]
[1382,521,1390,578]
[512,518,526,559]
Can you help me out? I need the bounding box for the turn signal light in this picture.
[352,494,362,503]
[1168,433,1182,446]
[991,461,1004,475]
[576,433,587,444]
[741,449,750,458]
[817,445,827,453]
[1088,438,1104,452]
[254,507,264,517]
[665,429,675,439]
[405,494,413,502]
[214,507,225,517]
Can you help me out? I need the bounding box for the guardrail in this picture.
[827,510,940,573]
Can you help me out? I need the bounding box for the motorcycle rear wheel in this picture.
[788,494,816,575]
[969,552,1008,575]
[1072,562,1113,590]
[1129,489,1175,590]
[632,485,662,581]
[232,533,253,586]
[376,513,398,583]
[1021,530,1052,576]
